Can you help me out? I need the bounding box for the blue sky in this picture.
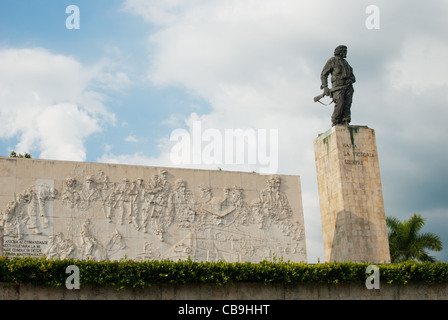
[0,0,209,161]
[1,0,447,262]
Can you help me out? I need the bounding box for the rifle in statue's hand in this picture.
[313,91,329,103]
[313,84,350,105]
[313,88,331,105]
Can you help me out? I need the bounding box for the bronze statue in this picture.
[315,45,356,126]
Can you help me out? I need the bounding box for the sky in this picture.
[0,0,447,262]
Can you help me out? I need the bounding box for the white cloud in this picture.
[118,0,448,261]
[98,152,161,166]
[117,0,365,262]
[0,47,120,161]
[122,0,205,26]
[104,143,114,152]
[388,35,448,94]
[124,135,138,143]
[121,0,356,261]
[161,113,186,128]
[27,103,100,161]
[94,71,131,92]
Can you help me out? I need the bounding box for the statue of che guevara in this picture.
[317,45,356,126]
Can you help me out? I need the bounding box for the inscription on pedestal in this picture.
[342,143,376,166]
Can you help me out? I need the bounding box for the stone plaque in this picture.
[0,158,306,262]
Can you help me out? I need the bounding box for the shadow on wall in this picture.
[330,210,375,263]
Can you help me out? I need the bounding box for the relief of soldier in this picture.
[4,170,297,244]
[3,183,57,238]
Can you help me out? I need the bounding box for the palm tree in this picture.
[386,213,443,263]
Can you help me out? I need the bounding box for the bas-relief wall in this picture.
[0,158,306,263]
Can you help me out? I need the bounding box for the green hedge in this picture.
[1,256,447,289]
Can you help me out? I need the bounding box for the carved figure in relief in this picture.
[141,170,172,241]
[43,228,125,260]
[104,229,126,259]
[227,186,251,226]
[150,192,171,241]
[169,179,195,228]
[113,178,132,225]
[3,184,56,238]
[80,219,106,260]
[129,178,144,230]
[218,187,238,220]
[63,174,103,212]
[79,175,100,210]
[45,232,63,258]
[24,187,40,232]
[45,232,76,259]
[194,179,294,232]
[196,185,235,226]
[197,185,213,210]
[3,199,26,238]
[140,174,159,232]
[100,176,115,222]
[35,183,57,228]
[258,176,292,221]
[62,177,81,209]
[59,238,77,259]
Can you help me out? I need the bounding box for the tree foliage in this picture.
[387,213,443,263]
[1,256,448,289]
[9,151,32,158]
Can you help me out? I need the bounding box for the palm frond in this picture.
[386,213,443,263]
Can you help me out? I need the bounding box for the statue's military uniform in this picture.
[320,46,356,126]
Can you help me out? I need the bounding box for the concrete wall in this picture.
[0,157,306,263]
[1,281,447,300]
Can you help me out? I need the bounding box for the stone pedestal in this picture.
[314,125,390,263]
